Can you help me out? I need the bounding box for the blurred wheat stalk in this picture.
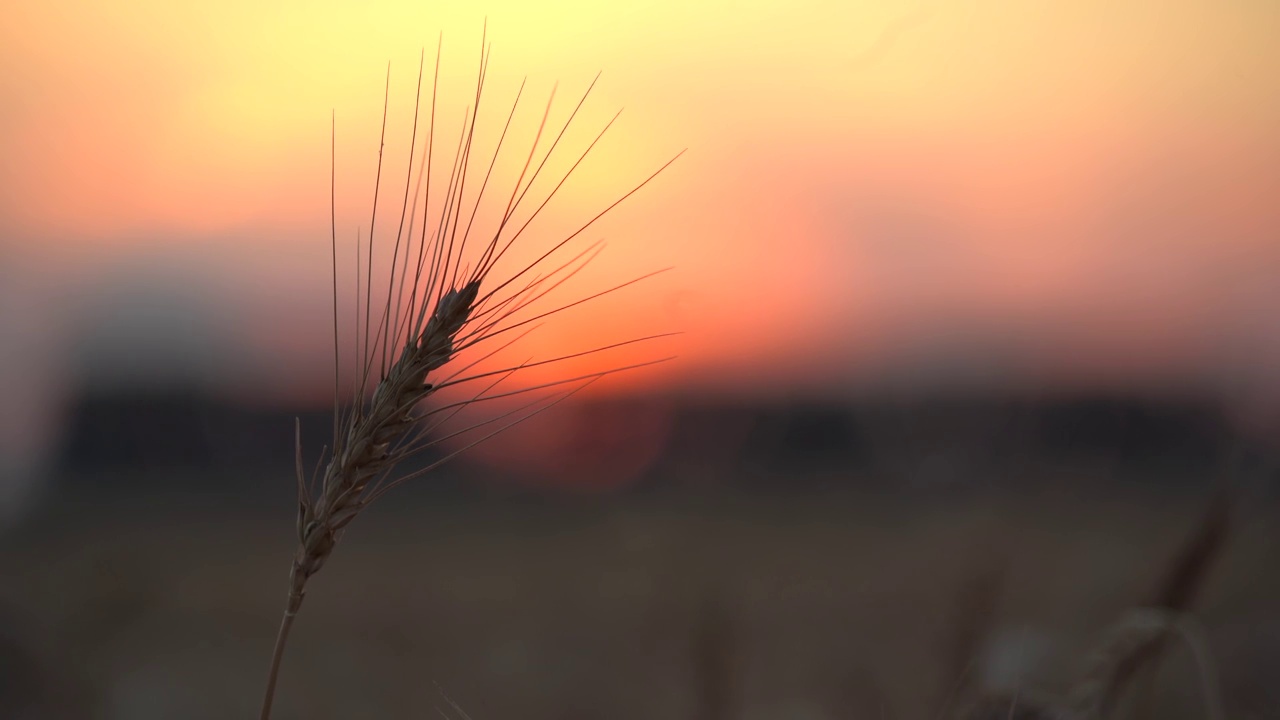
[950,485,1234,720]
[258,29,682,719]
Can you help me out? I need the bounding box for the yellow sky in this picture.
[2,0,1279,403]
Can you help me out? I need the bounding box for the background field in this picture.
[3,477,1277,719]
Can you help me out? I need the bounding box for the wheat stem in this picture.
[260,569,305,720]
[256,25,680,716]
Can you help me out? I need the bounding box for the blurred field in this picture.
[1,487,1277,720]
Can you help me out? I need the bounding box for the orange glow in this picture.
[3,0,1280,407]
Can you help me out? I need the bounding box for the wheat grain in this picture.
[258,28,682,719]
[955,483,1234,720]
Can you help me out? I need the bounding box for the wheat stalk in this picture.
[258,29,682,719]
[953,483,1233,720]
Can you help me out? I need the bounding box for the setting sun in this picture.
[3,0,1280,485]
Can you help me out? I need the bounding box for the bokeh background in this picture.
[1,1,1279,718]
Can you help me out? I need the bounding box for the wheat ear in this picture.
[955,482,1233,720]
[1062,482,1233,719]
[258,30,682,719]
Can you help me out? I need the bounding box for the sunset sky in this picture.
[2,0,1279,497]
